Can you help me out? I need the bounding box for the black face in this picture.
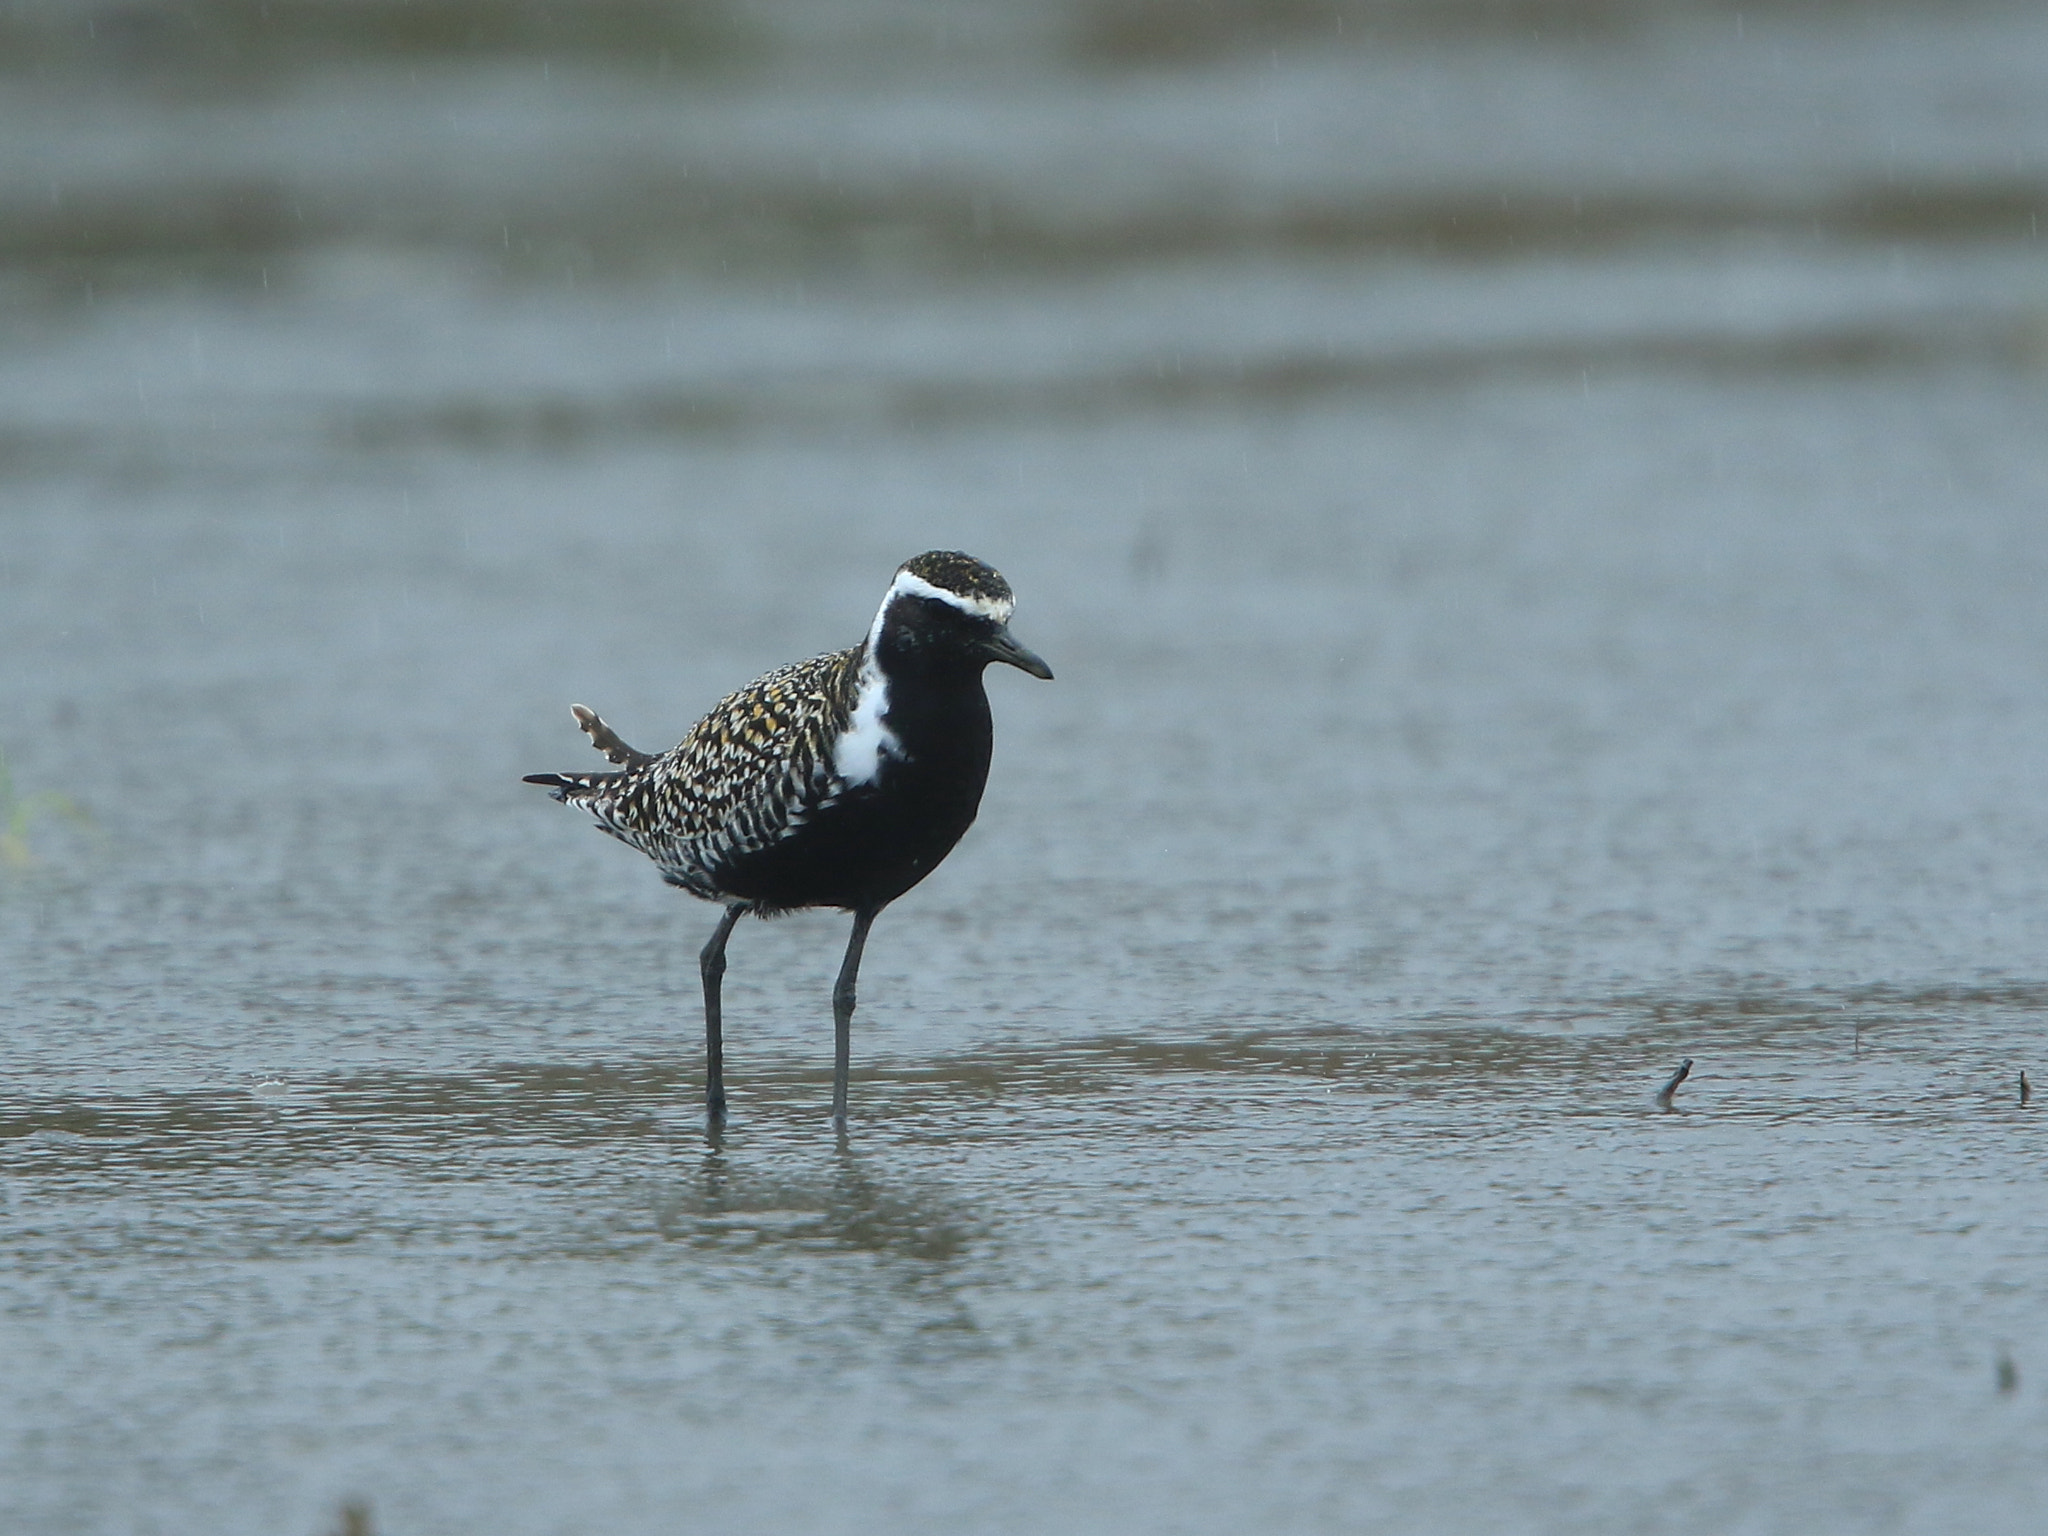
[873,593,1054,680]
[876,592,1001,668]
[871,552,1054,680]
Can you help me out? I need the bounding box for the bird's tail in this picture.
[521,768,621,804]
[522,703,654,801]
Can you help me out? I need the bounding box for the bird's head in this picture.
[867,551,1054,680]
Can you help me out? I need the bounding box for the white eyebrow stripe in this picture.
[866,569,1015,650]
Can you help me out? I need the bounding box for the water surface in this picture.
[4,2,2048,1531]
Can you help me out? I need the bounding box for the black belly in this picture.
[713,668,999,912]
[720,681,998,912]
[714,770,984,911]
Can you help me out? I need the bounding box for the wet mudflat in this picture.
[4,2,2048,1531]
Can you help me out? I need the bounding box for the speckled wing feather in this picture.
[538,646,865,900]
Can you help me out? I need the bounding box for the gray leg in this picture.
[832,905,882,1124]
[699,903,746,1122]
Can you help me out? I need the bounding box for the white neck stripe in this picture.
[833,654,900,786]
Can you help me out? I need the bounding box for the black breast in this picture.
[711,670,996,913]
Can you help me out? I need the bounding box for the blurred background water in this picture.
[3,1,2048,1532]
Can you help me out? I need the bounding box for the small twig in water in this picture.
[1997,1353,2019,1394]
[1656,1058,1693,1110]
[2021,1071,2032,1107]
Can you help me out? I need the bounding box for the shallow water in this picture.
[4,2,2048,1532]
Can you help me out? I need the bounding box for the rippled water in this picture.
[4,2,2048,1532]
